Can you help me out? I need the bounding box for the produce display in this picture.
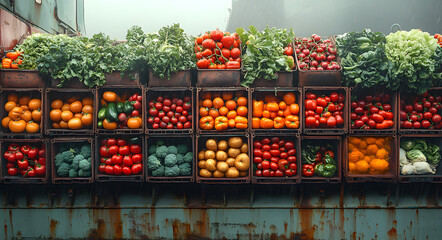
[400,139,441,175]
[195,29,241,69]
[253,137,297,177]
[54,143,92,178]
[49,96,94,130]
[147,140,193,177]
[347,136,392,175]
[436,33,442,47]
[2,51,23,69]
[2,93,41,133]
[98,138,143,176]
[252,92,300,129]
[350,92,394,130]
[294,34,340,71]
[301,142,337,178]
[199,92,248,131]
[2,142,46,178]
[198,137,250,178]
[400,91,442,130]
[236,26,295,86]
[147,94,192,129]
[304,91,345,128]
[97,91,142,130]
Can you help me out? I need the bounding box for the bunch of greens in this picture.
[400,139,441,166]
[385,29,442,94]
[236,25,295,87]
[336,29,391,88]
[115,26,150,75]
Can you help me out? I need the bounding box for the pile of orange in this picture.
[1,93,41,133]
[347,136,392,175]
[49,97,93,130]
[252,92,300,129]
[199,92,248,131]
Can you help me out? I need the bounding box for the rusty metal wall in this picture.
[1,183,441,239]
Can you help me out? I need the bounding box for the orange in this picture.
[28,99,41,111]
[225,100,237,111]
[21,111,32,122]
[31,110,42,122]
[74,113,83,119]
[4,101,17,112]
[18,96,31,106]
[82,97,94,106]
[237,106,248,116]
[81,114,93,127]
[219,106,229,116]
[82,105,93,114]
[52,122,60,129]
[212,97,224,109]
[59,120,68,129]
[61,103,70,111]
[50,109,62,122]
[67,97,79,103]
[199,107,208,117]
[61,110,74,122]
[68,118,83,130]
[202,99,213,108]
[51,99,64,109]
[7,93,18,103]
[237,97,247,106]
[70,101,83,113]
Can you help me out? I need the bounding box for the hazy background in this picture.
[84,0,442,40]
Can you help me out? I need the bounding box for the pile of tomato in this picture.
[147,95,192,129]
[294,34,340,71]
[304,91,345,128]
[2,51,22,69]
[3,143,46,177]
[253,137,297,177]
[400,91,442,129]
[195,29,241,69]
[351,92,394,129]
[2,93,41,133]
[49,96,94,130]
[252,92,300,129]
[199,92,248,131]
[98,138,143,176]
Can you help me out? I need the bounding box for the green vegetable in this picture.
[165,165,180,177]
[148,145,157,155]
[301,144,320,164]
[179,163,191,176]
[423,143,441,166]
[236,25,295,87]
[57,163,71,177]
[406,149,427,163]
[336,29,390,89]
[176,144,188,155]
[61,149,75,164]
[324,154,336,166]
[385,29,442,94]
[78,169,91,177]
[400,140,415,151]
[117,102,125,113]
[106,103,118,122]
[79,159,91,171]
[164,154,178,167]
[124,101,134,114]
[98,108,106,120]
[69,169,78,178]
[176,154,184,165]
[151,166,165,177]
[97,121,103,129]
[155,146,169,159]
[148,155,162,171]
[183,152,193,163]
[128,137,140,145]
[314,164,325,176]
[167,146,178,155]
[80,145,92,159]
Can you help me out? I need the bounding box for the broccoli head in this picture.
[57,162,71,177]
[61,149,75,164]
[183,152,193,163]
[167,146,178,155]
[165,165,180,177]
[78,169,91,177]
[151,165,165,177]
[55,153,64,167]
[69,169,78,178]
[164,154,177,167]
[71,158,80,171]
[156,145,169,158]
[80,145,92,159]
[148,145,157,155]
[79,159,91,171]
[179,163,191,176]
[176,154,184,164]
[156,140,165,146]
[148,155,162,170]
[176,144,188,155]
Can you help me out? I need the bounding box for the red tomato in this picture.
[131,164,143,175]
[123,166,132,175]
[305,100,317,110]
[105,165,114,175]
[113,165,123,175]
[132,154,142,164]
[119,146,130,156]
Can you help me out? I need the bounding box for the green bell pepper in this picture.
[314,164,325,176]
[106,103,118,122]
[324,154,337,166]
[314,163,337,178]
[98,108,107,120]
[116,102,125,114]
[124,101,134,114]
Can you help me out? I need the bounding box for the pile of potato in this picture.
[198,137,250,178]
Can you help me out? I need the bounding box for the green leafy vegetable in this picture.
[236,26,295,87]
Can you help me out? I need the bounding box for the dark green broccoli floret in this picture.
[164,154,177,167]
[79,159,91,171]
[165,165,180,177]
[57,162,70,177]
[156,146,168,158]
[179,163,191,176]
[148,155,161,170]
[183,152,193,163]
[176,154,184,164]
[148,145,157,155]
[151,166,165,177]
[78,169,91,177]
[80,145,91,159]
[69,169,78,178]
[71,158,80,171]
[167,146,178,155]
[156,140,165,146]
[61,149,75,164]
[176,144,188,155]
[55,153,64,167]
[73,154,85,162]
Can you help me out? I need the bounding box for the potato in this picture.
[235,153,250,171]
[228,137,243,148]
[218,140,228,151]
[198,160,206,169]
[217,161,229,173]
[239,171,248,177]
[240,143,248,153]
[213,170,225,178]
[216,150,228,161]
[198,150,206,160]
[204,150,216,160]
[205,159,217,172]
[206,139,218,151]
[225,167,240,178]
[226,158,236,167]
[199,169,212,178]
[228,148,241,158]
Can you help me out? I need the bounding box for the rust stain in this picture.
[187,208,210,238]
[351,231,357,240]
[171,219,191,239]
[298,208,315,240]
[50,219,58,238]
[88,218,106,239]
[4,225,7,240]
[110,208,123,239]
[387,227,397,239]
[284,222,288,236]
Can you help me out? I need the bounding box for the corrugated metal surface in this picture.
[0,183,441,239]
